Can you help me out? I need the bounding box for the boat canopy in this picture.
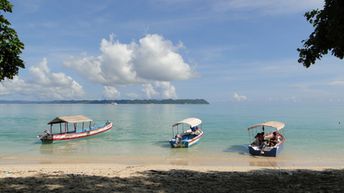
[172,118,202,127]
[247,121,285,131]
[48,115,92,124]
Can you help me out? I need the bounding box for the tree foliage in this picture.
[297,0,344,68]
[0,0,24,81]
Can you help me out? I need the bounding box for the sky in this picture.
[1,0,343,104]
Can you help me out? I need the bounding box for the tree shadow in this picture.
[1,169,343,193]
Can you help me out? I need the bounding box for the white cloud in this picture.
[329,80,344,86]
[64,55,106,84]
[142,82,177,99]
[126,92,139,99]
[156,81,177,99]
[289,83,331,99]
[99,35,137,84]
[0,58,84,100]
[103,86,120,99]
[143,84,159,99]
[133,34,192,81]
[233,92,247,102]
[0,77,28,96]
[65,34,193,98]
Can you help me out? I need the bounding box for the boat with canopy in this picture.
[38,115,112,143]
[247,121,286,157]
[169,117,204,148]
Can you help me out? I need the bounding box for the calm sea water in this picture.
[0,103,343,166]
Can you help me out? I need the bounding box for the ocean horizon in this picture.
[0,103,343,167]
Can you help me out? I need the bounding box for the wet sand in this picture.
[1,164,344,192]
[2,152,344,168]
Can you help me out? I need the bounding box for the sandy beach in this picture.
[1,163,344,193]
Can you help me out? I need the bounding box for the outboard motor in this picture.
[38,130,53,144]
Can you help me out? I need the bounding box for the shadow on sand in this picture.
[1,169,343,193]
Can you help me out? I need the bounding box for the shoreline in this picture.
[1,153,344,168]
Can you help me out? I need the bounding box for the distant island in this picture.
[0,99,209,104]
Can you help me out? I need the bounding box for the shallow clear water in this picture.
[0,103,343,166]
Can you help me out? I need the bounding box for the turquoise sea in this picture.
[0,103,343,167]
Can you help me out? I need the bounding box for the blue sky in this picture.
[1,0,343,103]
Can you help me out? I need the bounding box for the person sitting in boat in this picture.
[259,132,265,141]
[190,126,201,136]
[258,132,267,149]
[257,132,270,153]
[252,133,260,146]
[268,132,278,147]
[191,126,198,132]
[175,134,182,144]
[252,132,264,146]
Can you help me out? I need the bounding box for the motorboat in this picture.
[169,117,204,148]
[38,115,112,144]
[247,121,286,156]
